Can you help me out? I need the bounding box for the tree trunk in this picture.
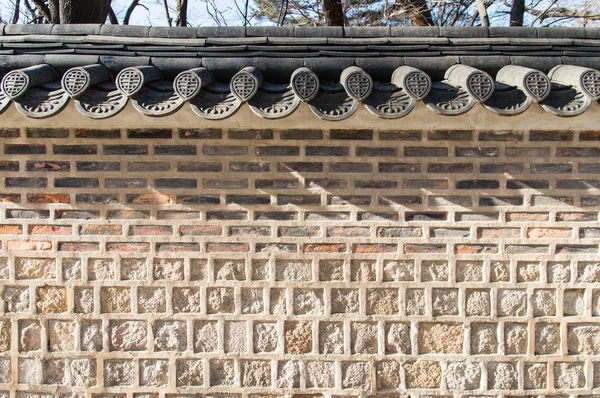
[475,0,489,26]
[510,0,525,26]
[396,0,434,26]
[176,0,188,26]
[59,0,110,23]
[323,0,344,26]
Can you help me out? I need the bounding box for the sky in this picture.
[0,0,253,26]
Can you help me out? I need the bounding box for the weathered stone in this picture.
[241,360,271,387]
[70,359,96,387]
[285,321,312,354]
[48,320,75,351]
[139,359,169,387]
[211,359,235,386]
[277,361,300,388]
[554,362,585,389]
[254,322,278,353]
[306,361,335,388]
[404,361,442,388]
[16,258,56,280]
[342,362,371,390]
[194,321,218,353]
[487,362,518,390]
[352,322,378,354]
[224,321,246,353]
[109,321,147,351]
[419,323,463,354]
[176,359,203,386]
[154,321,187,351]
[100,287,130,313]
[445,362,481,390]
[19,320,41,351]
[104,359,133,386]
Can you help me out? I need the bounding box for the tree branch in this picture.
[12,0,21,24]
[123,0,140,25]
[30,0,51,22]
[108,6,118,24]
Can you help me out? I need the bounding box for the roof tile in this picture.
[100,25,149,38]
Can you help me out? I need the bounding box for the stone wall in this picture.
[0,123,599,397]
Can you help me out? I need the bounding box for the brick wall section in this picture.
[0,126,599,397]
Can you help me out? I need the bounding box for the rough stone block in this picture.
[342,362,371,390]
[104,359,133,386]
[404,361,442,388]
[419,323,463,354]
[498,289,527,317]
[193,321,218,353]
[445,362,481,390]
[306,361,335,388]
[154,321,187,351]
[109,321,147,351]
[241,360,271,387]
[285,321,312,354]
[470,323,498,354]
[210,359,235,386]
[173,287,201,313]
[433,288,459,316]
[367,288,398,315]
[319,321,344,354]
[176,359,203,387]
[254,322,278,353]
[139,359,169,387]
[487,362,518,390]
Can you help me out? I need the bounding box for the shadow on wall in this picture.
[1,126,599,259]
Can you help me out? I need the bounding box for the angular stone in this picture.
[109,321,147,351]
[419,323,463,354]
[154,321,187,351]
[306,361,335,388]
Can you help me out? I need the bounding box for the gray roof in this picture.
[0,24,598,120]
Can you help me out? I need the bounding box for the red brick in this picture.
[327,227,371,238]
[157,243,201,252]
[455,244,498,254]
[58,242,99,251]
[556,212,597,222]
[0,193,21,203]
[506,212,549,222]
[353,244,397,253]
[404,244,447,254]
[27,193,70,204]
[477,228,521,239]
[80,225,122,235]
[206,242,250,252]
[7,240,52,251]
[180,225,222,236]
[527,228,572,239]
[0,225,22,234]
[106,242,150,252]
[29,225,71,235]
[304,243,347,253]
[129,225,173,236]
[127,194,170,205]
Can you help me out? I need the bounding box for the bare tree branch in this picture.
[163,0,173,26]
[30,0,51,22]
[528,3,600,21]
[12,0,21,24]
[176,0,188,26]
[475,0,489,25]
[395,0,434,26]
[123,0,139,25]
[108,6,119,24]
